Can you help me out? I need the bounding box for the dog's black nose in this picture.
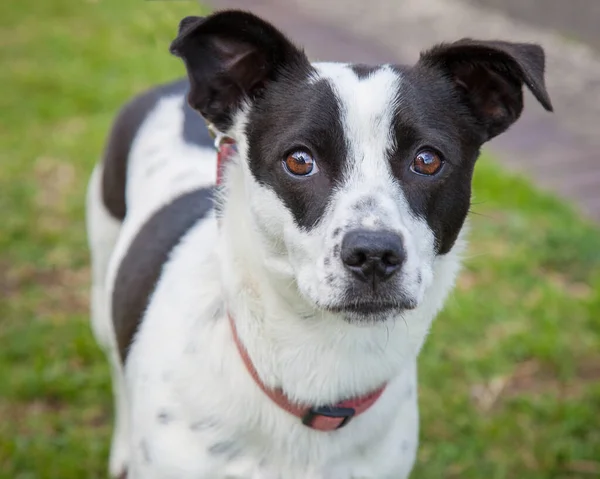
[340,229,405,284]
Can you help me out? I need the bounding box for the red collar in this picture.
[214,132,386,431]
[229,314,386,431]
[216,136,237,186]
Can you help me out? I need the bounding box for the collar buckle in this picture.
[302,405,356,430]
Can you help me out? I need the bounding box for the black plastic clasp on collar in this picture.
[302,405,356,429]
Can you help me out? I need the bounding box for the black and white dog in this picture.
[87,10,552,479]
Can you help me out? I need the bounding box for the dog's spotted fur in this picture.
[87,10,552,478]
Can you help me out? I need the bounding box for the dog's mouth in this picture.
[324,299,417,316]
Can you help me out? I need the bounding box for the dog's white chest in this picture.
[126,374,419,479]
[125,300,420,479]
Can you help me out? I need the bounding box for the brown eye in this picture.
[411,150,444,176]
[283,151,318,177]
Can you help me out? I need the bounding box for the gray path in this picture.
[210,0,600,222]
[469,0,600,51]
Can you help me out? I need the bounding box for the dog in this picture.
[86,9,553,479]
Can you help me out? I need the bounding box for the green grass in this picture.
[1,1,599,478]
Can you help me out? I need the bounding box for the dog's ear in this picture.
[170,10,310,131]
[418,39,553,141]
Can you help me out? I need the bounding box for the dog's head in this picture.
[171,11,552,322]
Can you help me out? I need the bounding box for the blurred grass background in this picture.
[0,0,599,478]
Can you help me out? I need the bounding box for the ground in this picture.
[1,1,599,478]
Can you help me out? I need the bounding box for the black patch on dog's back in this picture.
[182,94,214,148]
[101,79,213,220]
[112,188,214,363]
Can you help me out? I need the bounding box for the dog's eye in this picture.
[410,150,444,176]
[283,151,318,177]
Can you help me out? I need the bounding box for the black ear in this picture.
[170,10,310,131]
[419,39,553,140]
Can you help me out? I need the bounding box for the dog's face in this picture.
[171,11,552,321]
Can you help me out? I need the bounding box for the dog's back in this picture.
[100,78,214,219]
[86,78,217,477]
